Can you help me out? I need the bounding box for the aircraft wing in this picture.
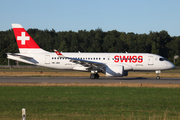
[68,57,105,67]
[54,50,105,68]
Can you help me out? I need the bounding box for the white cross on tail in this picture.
[17,32,30,45]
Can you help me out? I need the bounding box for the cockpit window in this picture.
[159,58,167,61]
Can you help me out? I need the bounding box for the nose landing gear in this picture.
[155,70,161,79]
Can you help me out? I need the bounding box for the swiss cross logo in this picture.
[17,32,30,45]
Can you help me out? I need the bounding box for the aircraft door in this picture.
[45,55,50,64]
[148,56,154,65]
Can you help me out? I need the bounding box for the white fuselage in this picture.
[7,52,175,71]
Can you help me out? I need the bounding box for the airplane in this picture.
[7,24,175,79]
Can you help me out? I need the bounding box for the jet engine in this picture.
[106,64,124,77]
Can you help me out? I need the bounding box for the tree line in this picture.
[0,28,180,65]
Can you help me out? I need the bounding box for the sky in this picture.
[1,0,180,36]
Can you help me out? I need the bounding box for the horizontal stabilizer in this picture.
[7,53,33,59]
[7,53,38,64]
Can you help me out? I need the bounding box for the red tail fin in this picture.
[12,24,40,49]
[12,24,48,53]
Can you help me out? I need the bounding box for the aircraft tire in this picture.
[95,73,99,79]
[90,74,95,79]
[156,76,160,79]
[90,74,99,79]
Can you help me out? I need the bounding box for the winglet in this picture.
[54,49,66,58]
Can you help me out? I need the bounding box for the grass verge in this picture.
[1,82,180,88]
[0,86,180,120]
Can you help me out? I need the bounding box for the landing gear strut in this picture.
[90,73,99,79]
[155,70,161,79]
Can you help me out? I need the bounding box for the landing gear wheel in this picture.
[90,73,99,79]
[94,73,99,79]
[90,74,95,79]
[156,76,160,79]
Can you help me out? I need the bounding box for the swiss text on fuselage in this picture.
[114,55,143,63]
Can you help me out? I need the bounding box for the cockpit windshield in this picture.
[159,58,168,61]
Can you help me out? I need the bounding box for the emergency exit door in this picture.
[148,56,154,65]
[45,55,50,64]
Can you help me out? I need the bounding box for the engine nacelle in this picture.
[106,64,124,77]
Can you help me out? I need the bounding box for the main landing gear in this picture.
[90,70,99,79]
[155,70,161,79]
[90,73,99,79]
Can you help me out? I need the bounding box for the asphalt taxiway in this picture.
[0,77,180,84]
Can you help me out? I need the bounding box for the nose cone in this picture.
[168,62,175,69]
[171,63,175,69]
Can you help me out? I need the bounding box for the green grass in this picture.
[0,86,180,120]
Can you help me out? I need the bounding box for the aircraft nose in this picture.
[168,62,175,69]
[171,63,175,68]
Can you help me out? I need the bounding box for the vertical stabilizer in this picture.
[12,24,48,53]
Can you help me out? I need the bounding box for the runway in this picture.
[0,77,180,84]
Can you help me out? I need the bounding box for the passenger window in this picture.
[103,58,105,60]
